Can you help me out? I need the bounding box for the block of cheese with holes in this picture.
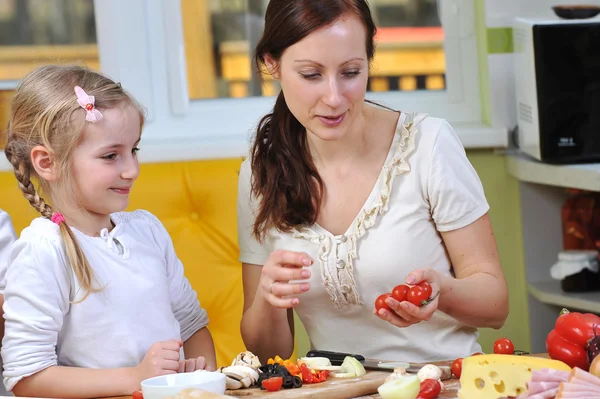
[457,354,571,399]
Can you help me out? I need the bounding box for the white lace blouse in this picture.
[237,112,489,362]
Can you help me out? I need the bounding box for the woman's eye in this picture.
[300,73,320,80]
[132,147,140,155]
[344,70,361,77]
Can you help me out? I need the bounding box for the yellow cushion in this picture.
[0,157,248,367]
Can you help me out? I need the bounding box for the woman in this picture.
[237,0,509,364]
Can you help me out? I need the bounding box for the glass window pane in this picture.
[370,0,445,92]
[0,0,96,46]
[183,0,445,100]
[0,0,98,146]
[0,0,98,81]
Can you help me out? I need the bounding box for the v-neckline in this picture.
[313,113,405,239]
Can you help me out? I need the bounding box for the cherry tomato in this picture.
[471,352,484,356]
[132,391,144,399]
[493,338,515,355]
[375,293,392,312]
[391,284,410,302]
[418,378,442,399]
[407,286,429,307]
[451,357,463,378]
[262,376,283,392]
[418,281,433,298]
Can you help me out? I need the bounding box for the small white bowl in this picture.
[141,371,226,399]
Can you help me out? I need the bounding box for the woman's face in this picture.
[269,14,370,142]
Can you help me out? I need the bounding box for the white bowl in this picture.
[141,371,226,399]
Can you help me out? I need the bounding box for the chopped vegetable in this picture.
[416,364,442,382]
[330,356,367,378]
[261,376,283,392]
[258,363,302,389]
[385,367,408,382]
[377,375,420,399]
[417,378,441,399]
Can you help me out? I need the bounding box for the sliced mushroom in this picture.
[219,365,260,390]
[231,351,262,370]
[225,376,242,390]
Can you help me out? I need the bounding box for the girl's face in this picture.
[70,105,141,218]
[269,14,370,142]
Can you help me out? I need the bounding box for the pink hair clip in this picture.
[51,212,65,225]
[74,86,103,123]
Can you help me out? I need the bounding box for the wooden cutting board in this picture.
[225,371,391,398]
[355,378,460,399]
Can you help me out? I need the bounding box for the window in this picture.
[185,0,446,100]
[60,0,496,160]
[0,0,98,151]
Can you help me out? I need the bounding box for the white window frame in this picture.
[0,0,504,172]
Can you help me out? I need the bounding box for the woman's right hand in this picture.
[134,339,183,381]
[260,250,313,309]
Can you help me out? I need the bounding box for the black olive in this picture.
[293,376,303,388]
[282,375,294,389]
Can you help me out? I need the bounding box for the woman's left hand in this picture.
[374,268,442,328]
[179,356,209,373]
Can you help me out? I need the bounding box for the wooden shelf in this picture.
[506,152,600,192]
[528,280,600,314]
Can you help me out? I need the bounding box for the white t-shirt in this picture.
[237,112,489,362]
[1,210,209,392]
[0,210,16,283]
[0,210,16,397]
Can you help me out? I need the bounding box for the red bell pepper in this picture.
[300,363,315,383]
[546,309,600,370]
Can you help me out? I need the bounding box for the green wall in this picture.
[468,151,529,354]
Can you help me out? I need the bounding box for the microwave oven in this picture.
[513,16,600,164]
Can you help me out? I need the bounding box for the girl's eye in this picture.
[102,153,117,161]
[344,70,361,78]
[132,147,140,155]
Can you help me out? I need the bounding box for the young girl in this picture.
[1,65,217,398]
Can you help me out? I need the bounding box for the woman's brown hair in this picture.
[4,64,145,301]
[251,0,377,240]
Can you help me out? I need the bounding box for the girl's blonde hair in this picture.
[4,64,145,301]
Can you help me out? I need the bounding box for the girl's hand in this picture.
[374,268,441,328]
[135,339,183,380]
[179,356,210,373]
[260,250,313,309]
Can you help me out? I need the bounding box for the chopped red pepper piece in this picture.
[300,363,315,383]
[318,370,329,382]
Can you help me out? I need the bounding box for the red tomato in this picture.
[132,391,144,399]
[493,338,515,355]
[471,352,484,356]
[418,378,442,399]
[451,357,463,378]
[407,286,429,307]
[391,284,410,302]
[418,281,433,298]
[262,376,283,392]
[375,293,392,312]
